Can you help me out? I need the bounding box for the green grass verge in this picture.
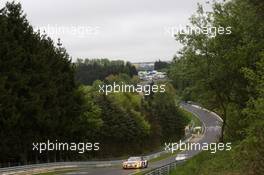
[169,150,241,175]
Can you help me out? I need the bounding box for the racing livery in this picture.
[122,156,148,169]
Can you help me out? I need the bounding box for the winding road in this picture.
[61,102,222,175]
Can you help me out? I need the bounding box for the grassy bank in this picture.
[170,149,242,175]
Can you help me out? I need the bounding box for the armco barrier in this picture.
[144,160,186,175]
[0,161,122,175]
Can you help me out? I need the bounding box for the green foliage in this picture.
[0,2,102,165]
[169,0,264,174]
[178,108,200,128]
[0,1,195,166]
[237,56,264,174]
[170,150,240,175]
[88,83,151,156]
[85,76,188,156]
[235,120,264,175]
[154,60,169,71]
[72,86,103,139]
[75,58,137,85]
[105,73,131,84]
[169,0,264,141]
[147,83,188,142]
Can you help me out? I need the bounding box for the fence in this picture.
[144,160,186,175]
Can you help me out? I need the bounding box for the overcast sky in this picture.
[1,0,209,62]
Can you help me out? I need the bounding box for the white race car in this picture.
[175,154,188,161]
[122,156,148,169]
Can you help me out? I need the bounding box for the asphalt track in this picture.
[62,103,222,175]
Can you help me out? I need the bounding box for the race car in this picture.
[122,156,148,169]
[175,154,188,161]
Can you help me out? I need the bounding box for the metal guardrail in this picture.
[0,161,122,175]
[145,160,186,175]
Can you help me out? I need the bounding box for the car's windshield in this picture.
[128,157,141,161]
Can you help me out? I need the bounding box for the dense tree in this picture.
[169,0,264,141]
[154,60,169,70]
[0,2,99,165]
[75,58,137,85]
[148,83,187,142]
[169,0,264,174]
[238,57,264,174]
[0,1,190,166]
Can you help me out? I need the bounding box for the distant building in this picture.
[132,62,154,71]
[138,70,167,81]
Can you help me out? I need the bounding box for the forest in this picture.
[75,58,137,85]
[0,2,188,167]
